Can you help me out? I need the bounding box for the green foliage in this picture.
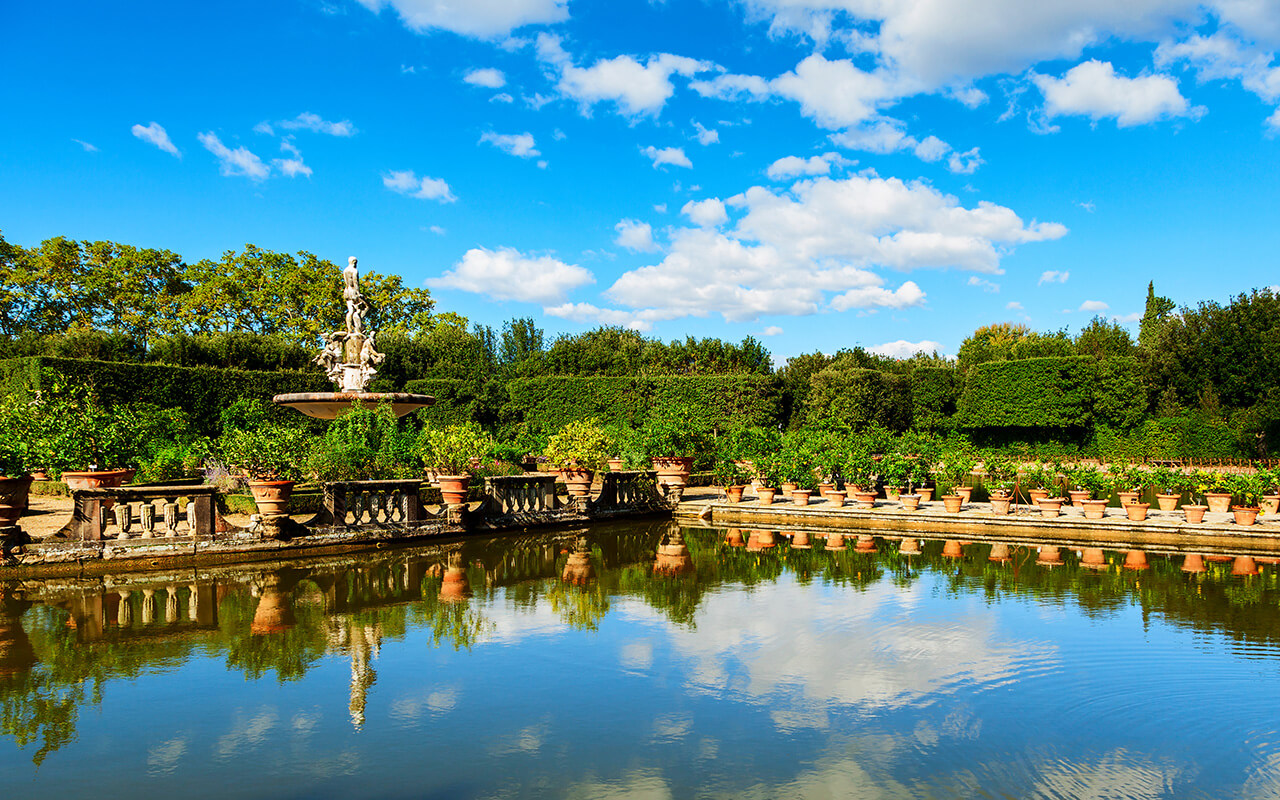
[911,367,961,431]
[805,367,912,432]
[716,425,780,466]
[878,451,911,489]
[219,425,312,480]
[1093,357,1146,430]
[982,455,1018,493]
[418,422,493,475]
[640,398,712,458]
[544,418,614,470]
[1229,473,1263,507]
[307,404,419,481]
[957,323,1076,372]
[958,356,1094,428]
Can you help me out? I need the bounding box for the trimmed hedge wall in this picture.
[911,367,961,431]
[806,368,911,431]
[0,356,329,435]
[958,356,1095,428]
[503,374,778,436]
[402,378,486,429]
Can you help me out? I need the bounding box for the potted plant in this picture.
[0,426,34,529]
[544,418,613,497]
[1038,482,1065,518]
[779,439,818,506]
[640,400,709,490]
[1078,468,1112,520]
[879,451,911,502]
[935,448,975,509]
[1203,470,1234,513]
[307,404,419,483]
[42,390,144,490]
[754,451,786,505]
[419,422,494,506]
[844,448,877,509]
[1183,469,1211,524]
[713,459,751,503]
[1021,461,1052,506]
[1255,466,1280,515]
[983,455,1017,514]
[1112,462,1146,507]
[221,425,311,515]
[1230,472,1262,526]
[1150,466,1184,511]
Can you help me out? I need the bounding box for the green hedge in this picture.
[958,356,1095,428]
[805,367,911,431]
[503,374,778,437]
[911,367,961,431]
[1093,413,1241,460]
[0,357,329,435]
[402,378,487,429]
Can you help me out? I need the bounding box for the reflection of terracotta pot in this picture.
[746,531,777,551]
[560,467,594,497]
[724,485,745,503]
[1117,491,1139,506]
[918,487,934,502]
[1156,493,1181,511]
[1081,547,1107,569]
[942,540,963,558]
[792,489,812,506]
[250,581,296,635]
[1232,555,1259,576]
[248,480,296,516]
[825,531,845,550]
[955,486,973,504]
[1036,545,1063,566]
[1181,553,1206,573]
[900,494,921,511]
[1068,490,1091,506]
[0,475,34,527]
[0,598,37,676]
[943,495,963,513]
[988,542,1011,562]
[1039,498,1063,518]
[1183,505,1208,524]
[899,538,920,555]
[725,529,745,547]
[1205,492,1232,513]
[439,567,471,602]
[1081,499,1108,520]
[1232,506,1260,526]
[853,492,877,509]
[791,531,812,549]
[437,474,470,506]
[561,551,595,584]
[1125,503,1150,522]
[756,487,777,505]
[990,496,1012,515]
[854,534,876,552]
[826,490,847,507]
[1123,550,1149,571]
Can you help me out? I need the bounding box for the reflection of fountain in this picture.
[653,530,694,575]
[561,536,595,585]
[325,615,382,729]
[274,255,434,420]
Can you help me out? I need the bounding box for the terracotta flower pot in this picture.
[900,493,921,511]
[0,475,34,527]
[792,489,812,506]
[436,474,470,506]
[1125,502,1150,522]
[826,490,847,506]
[1039,498,1063,518]
[885,487,902,502]
[1205,492,1232,513]
[955,486,973,504]
[560,467,594,497]
[1081,499,1109,520]
[1117,491,1139,506]
[724,485,746,503]
[1262,494,1280,515]
[917,487,934,502]
[756,487,777,505]
[816,482,834,498]
[652,456,694,489]
[1028,488,1049,506]
[780,482,798,499]
[853,491,877,509]
[1232,506,1260,526]
[989,495,1012,515]
[607,458,625,472]
[1182,505,1208,524]
[61,468,133,509]
[1067,489,1091,506]
[1155,493,1180,512]
[942,494,963,513]
[248,480,296,516]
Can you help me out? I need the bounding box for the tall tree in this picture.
[1138,281,1175,351]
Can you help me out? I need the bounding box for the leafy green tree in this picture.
[1138,281,1175,351]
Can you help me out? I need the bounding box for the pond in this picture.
[3,521,1280,798]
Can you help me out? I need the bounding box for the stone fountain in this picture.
[273,256,434,419]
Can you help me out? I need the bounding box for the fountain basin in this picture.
[273,391,435,419]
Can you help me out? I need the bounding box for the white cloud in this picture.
[690,73,771,101]
[1156,31,1280,121]
[197,132,268,180]
[382,169,456,202]
[869,338,943,358]
[762,325,784,336]
[252,121,274,135]
[681,198,728,227]
[273,139,312,178]
[1113,311,1143,323]
[765,152,850,180]
[653,203,667,214]
[1039,270,1070,284]
[354,0,568,39]
[641,145,692,169]
[276,112,357,137]
[428,225,446,235]
[490,93,514,103]
[614,219,658,252]
[539,35,712,117]
[132,122,180,157]
[947,146,984,174]
[831,118,979,173]
[542,302,681,332]
[1079,299,1110,311]
[967,276,1000,292]
[479,131,540,158]
[1006,301,1024,310]
[830,281,926,310]
[72,139,98,152]
[464,67,506,88]
[692,121,719,145]
[771,54,898,129]
[1033,60,1204,127]
[428,246,594,303]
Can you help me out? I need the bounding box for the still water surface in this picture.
[3,521,1280,798]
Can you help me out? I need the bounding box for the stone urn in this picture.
[1155,493,1181,512]
[560,467,594,498]
[1205,492,1232,514]
[436,474,470,506]
[1183,504,1208,524]
[1039,498,1063,518]
[652,456,694,490]
[942,494,964,513]
[0,476,34,528]
[248,480,296,516]
[1081,499,1109,520]
[1125,502,1151,522]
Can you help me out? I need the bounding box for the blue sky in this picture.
[5,0,1280,360]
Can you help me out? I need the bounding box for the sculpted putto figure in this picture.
[343,256,370,335]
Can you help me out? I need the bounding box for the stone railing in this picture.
[594,470,666,511]
[61,486,221,541]
[483,474,558,515]
[306,480,424,529]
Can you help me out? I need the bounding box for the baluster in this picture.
[185,501,196,536]
[374,491,386,523]
[117,502,133,539]
[363,490,374,523]
[391,489,404,522]
[164,502,178,537]
[140,503,156,537]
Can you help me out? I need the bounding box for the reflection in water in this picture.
[3,524,1280,798]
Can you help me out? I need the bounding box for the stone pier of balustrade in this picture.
[308,479,425,530]
[60,486,222,541]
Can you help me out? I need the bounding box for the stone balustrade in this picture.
[62,486,220,541]
[313,480,424,529]
[484,474,558,515]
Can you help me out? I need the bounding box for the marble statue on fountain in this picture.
[314,256,386,392]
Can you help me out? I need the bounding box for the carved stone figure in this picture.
[315,255,386,393]
[343,256,370,335]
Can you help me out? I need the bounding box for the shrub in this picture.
[307,404,419,481]
[220,425,312,481]
[419,423,493,476]
[544,418,614,470]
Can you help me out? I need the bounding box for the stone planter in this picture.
[756,487,777,505]
[1262,494,1280,515]
[852,491,877,509]
[1039,498,1063,518]
[1183,504,1208,524]
[1081,499,1108,520]
[1067,490,1091,506]
[1232,506,1260,526]
[791,489,812,506]
[900,493,922,511]
[1155,493,1181,511]
[0,475,34,527]
[826,490,847,506]
[1125,502,1150,522]
[989,494,1012,515]
[1205,492,1232,513]
[560,467,594,497]
[436,474,470,506]
[724,485,746,503]
[942,494,963,513]
[247,480,296,516]
[652,456,694,489]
